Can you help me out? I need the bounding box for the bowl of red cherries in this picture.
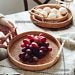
[7,31,60,71]
[19,33,52,63]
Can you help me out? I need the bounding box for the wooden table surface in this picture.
[0,2,75,74]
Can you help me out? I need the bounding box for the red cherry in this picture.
[23,39,30,45]
[31,42,38,48]
[19,53,25,59]
[33,56,38,62]
[39,33,44,36]
[22,47,26,52]
[25,53,29,59]
[29,45,33,50]
[48,47,52,52]
[26,49,31,54]
[27,35,34,42]
[24,44,29,49]
[39,50,44,55]
[40,46,46,51]
[34,36,39,42]
[21,43,25,47]
[44,42,49,47]
[39,36,46,42]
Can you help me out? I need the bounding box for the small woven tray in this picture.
[0,21,17,49]
[7,31,61,71]
[30,4,73,28]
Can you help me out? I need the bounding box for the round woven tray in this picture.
[30,4,73,28]
[0,21,17,49]
[7,31,61,71]
[31,4,68,22]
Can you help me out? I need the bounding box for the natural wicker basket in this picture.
[0,16,17,49]
[30,4,73,28]
[7,31,61,71]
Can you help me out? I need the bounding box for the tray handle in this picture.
[0,14,17,49]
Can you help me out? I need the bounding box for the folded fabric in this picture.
[0,32,7,61]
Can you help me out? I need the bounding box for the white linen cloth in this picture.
[0,2,75,75]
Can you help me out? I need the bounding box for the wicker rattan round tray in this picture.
[7,31,61,71]
[30,4,73,28]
